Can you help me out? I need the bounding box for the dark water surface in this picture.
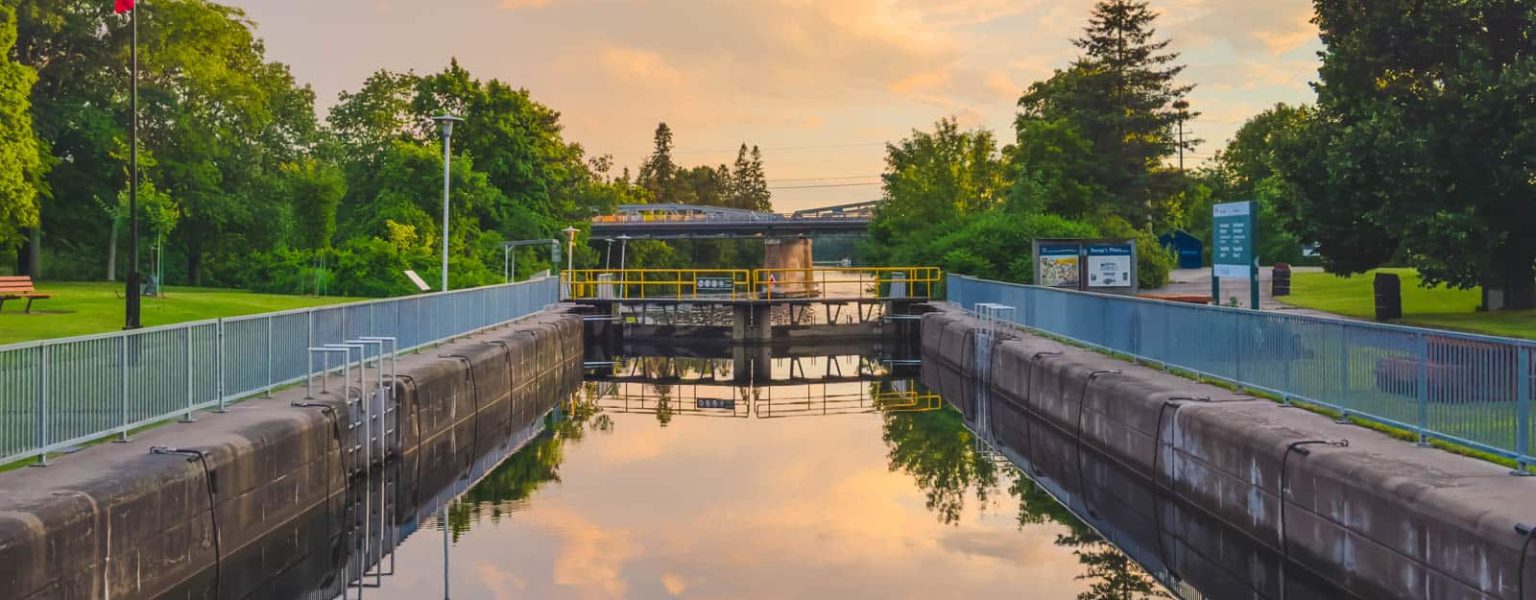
[344,352,1167,600]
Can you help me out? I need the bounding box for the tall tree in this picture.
[1014,0,1194,227]
[637,122,678,202]
[1197,104,1310,265]
[0,2,42,255]
[731,145,772,212]
[1275,0,1536,309]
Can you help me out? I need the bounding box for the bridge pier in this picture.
[732,304,771,342]
[764,237,815,297]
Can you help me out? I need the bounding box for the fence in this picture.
[0,277,560,466]
[949,275,1535,471]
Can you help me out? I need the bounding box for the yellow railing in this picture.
[563,269,752,300]
[562,267,942,301]
[751,267,943,301]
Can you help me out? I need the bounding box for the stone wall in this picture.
[922,305,1536,600]
[0,309,583,600]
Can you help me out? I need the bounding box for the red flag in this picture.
[115,0,134,14]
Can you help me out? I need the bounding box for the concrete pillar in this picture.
[764,237,815,297]
[731,303,772,342]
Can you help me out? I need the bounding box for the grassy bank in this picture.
[1287,268,1536,339]
[0,281,360,345]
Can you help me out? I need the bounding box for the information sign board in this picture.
[1213,201,1256,280]
[1036,243,1082,289]
[696,276,736,295]
[1085,244,1134,288]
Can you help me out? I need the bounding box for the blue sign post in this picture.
[1212,201,1260,309]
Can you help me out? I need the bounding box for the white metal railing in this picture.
[0,276,560,466]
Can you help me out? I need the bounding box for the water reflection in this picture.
[186,344,1213,599]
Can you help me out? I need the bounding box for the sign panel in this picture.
[695,276,736,295]
[698,399,736,410]
[1085,244,1134,288]
[1213,201,1256,280]
[1037,243,1082,289]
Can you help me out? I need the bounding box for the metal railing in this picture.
[0,276,560,466]
[949,275,1535,471]
[561,267,943,302]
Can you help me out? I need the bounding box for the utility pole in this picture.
[123,0,141,329]
[1173,100,1190,172]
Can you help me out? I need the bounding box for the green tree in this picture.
[1014,0,1194,228]
[728,144,772,212]
[1274,0,1536,309]
[865,118,1008,265]
[282,158,345,251]
[0,2,41,256]
[1197,104,1310,265]
[637,122,680,202]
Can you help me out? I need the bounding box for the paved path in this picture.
[1153,267,1346,320]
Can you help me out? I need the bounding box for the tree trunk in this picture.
[106,224,118,282]
[25,228,41,278]
[1485,257,1536,311]
[186,247,201,286]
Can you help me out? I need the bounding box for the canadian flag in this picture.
[115,0,134,14]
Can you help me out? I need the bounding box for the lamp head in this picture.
[432,114,464,137]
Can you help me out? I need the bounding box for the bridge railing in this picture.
[563,267,943,301]
[0,277,560,466]
[948,275,1535,470]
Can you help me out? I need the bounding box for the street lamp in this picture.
[617,235,631,270]
[433,114,464,292]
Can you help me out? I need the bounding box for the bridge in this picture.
[588,202,878,239]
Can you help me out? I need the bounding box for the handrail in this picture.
[0,277,560,466]
[561,267,943,301]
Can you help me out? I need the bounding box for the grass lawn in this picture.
[0,281,362,346]
[1287,268,1536,339]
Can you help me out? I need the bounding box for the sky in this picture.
[224,0,1324,213]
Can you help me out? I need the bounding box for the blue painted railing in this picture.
[949,275,1534,471]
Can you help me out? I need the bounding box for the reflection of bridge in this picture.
[589,202,879,239]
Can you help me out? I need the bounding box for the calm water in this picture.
[352,352,1169,600]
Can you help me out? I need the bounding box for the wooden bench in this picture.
[0,276,51,313]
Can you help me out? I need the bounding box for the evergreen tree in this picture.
[0,3,42,254]
[1015,0,1193,227]
[637,122,677,202]
[727,145,771,212]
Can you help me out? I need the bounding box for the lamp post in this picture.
[433,114,463,292]
[562,227,579,275]
[617,235,631,270]
[603,239,615,269]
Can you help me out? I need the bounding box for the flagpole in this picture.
[124,1,141,329]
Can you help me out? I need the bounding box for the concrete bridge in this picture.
[589,202,877,239]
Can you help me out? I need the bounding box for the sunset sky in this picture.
[225,0,1323,212]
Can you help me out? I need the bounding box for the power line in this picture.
[768,181,882,191]
[606,141,888,157]
[770,174,884,183]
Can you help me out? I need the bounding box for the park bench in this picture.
[0,276,51,313]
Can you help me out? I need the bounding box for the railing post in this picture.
[35,344,48,466]
[119,336,130,442]
[265,316,274,398]
[1516,346,1531,475]
[181,327,195,423]
[215,318,227,413]
[1416,332,1430,446]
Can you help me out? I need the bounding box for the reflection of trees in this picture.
[448,392,613,538]
[881,407,999,524]
[882,406,1168,599]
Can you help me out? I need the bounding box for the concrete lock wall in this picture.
[922,305,1536,600]
[763,238,814,296]
[0,309,584,600]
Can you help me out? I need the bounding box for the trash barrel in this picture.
[1374,273,1402,321]
[1272,263,1292,297]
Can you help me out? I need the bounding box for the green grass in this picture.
[1286,268,1536,339]
[0,281,361,346]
